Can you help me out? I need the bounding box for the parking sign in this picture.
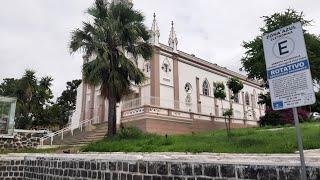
[262,22,316,110]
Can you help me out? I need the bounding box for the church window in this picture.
[184,83,192,94]
[245,92,250,106]
[252,94,256,108]
[163,64,169,72]
[161,58,171,73]
[234,93,239,103]
[202,79,210,96]
[144,63,150,72]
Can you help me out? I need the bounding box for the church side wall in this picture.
[70,83,83,129]
[177,57,264,121]
[177,61,198,112]
[159,55,174,109]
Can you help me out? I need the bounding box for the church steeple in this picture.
[149,13,160,46]
[168,21,178,52]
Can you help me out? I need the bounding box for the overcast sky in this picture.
[1,0,320,99]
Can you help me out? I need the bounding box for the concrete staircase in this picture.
[43,122,108,146]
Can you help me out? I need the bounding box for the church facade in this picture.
[71,1,265,135]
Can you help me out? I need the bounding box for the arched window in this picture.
[245,92,250,106]
[202,79,210,96]
[234,93,239,103]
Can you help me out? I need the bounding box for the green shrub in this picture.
[160,136,174,146]
[259,108,309,126]
[116,127,143,140]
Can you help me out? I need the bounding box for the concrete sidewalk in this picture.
[4,151,320,166]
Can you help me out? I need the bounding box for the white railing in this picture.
[14,129,48,134]
[122,96,216,115]
[39,117,99,146]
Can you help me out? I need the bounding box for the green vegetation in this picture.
[240,8,320,87]
[0,69,82,129]
[240,9,320,122]
[69,0,153,137]
[82,123,320,153]
[212,78,244,137]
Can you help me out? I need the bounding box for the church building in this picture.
[70,0,265,135]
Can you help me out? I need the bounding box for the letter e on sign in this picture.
[272,37,295,59]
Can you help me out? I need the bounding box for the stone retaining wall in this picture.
[0,153,320,180]
[0,155,25,180]
[0,133,41,151]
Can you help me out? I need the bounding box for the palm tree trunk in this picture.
[107,94,117,137]
[113,103,117,134]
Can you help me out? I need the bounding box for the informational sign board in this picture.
[262,22,316,110]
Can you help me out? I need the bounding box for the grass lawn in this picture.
[82,122,320,154]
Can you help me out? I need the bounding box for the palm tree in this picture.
[69,0,153,137]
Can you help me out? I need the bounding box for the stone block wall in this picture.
[0,153,320,180]
[0,156,25,180]
[0,133,41,151]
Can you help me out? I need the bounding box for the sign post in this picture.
[262,22,316,180]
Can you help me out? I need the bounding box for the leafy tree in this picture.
[213,82,229,135]
[225,77,244,136]
[258,92,271,108]
[227,77,244,98]
[0,70,54,129]
[241,9,320,86]
[0,78,19,96]
[69,0,152,137]
[46,104,67,129]
[55,79,82,127]
[213,82,226,102]
[311,91,320,112]
[240,9,320,125]
[259,108,309,126]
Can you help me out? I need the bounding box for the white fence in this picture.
[39,117,99,147]
[122,96,214,115]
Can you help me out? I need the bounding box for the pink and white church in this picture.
[70,0,265,135]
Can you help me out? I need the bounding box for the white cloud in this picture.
[0,0,319,99]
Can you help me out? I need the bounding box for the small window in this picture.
[202,79,210,96]
[245,92,250,106]
[234,93,239,103]
[184,83,192,94]
[144,63,150,72]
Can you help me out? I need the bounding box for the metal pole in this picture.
[293,107,307,180]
